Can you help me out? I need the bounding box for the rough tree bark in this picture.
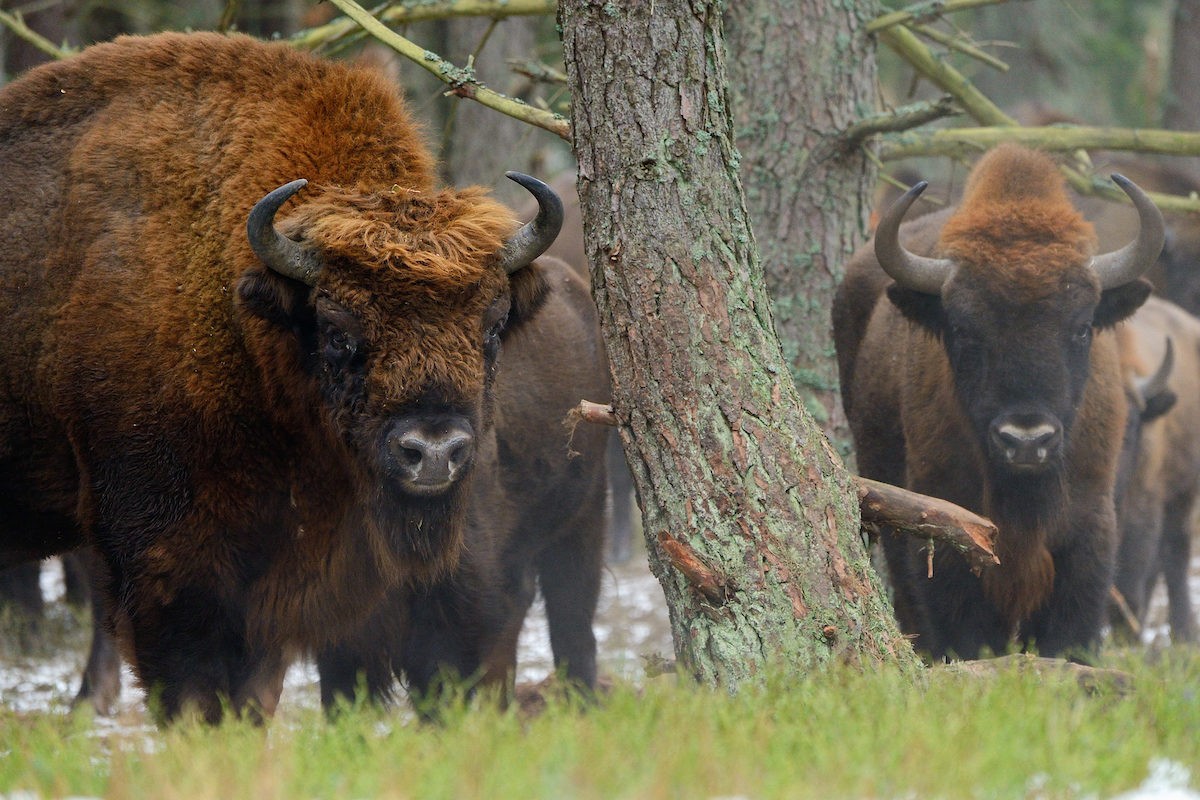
[559,0,918,684]
[725,2,878,456]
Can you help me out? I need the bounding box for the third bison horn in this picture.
[496,172,564,275]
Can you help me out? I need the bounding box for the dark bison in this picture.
[1112,296,1200,644]
[316,253,611,707]
[0,32,562,722]
[834,144,1163,660]
[518,172,640,564]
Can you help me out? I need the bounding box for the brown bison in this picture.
[834,144,1164,660]
[316,253,611,706]
[0,32,563,722]
[1112,296,1200,644]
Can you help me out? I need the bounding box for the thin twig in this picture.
[867,0,1032,34]
[291,0,555,52]
[911,23,1009,72]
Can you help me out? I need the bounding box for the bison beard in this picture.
[0,32,567,723]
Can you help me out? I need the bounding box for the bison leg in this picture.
[72,550,122,716]
[536,519,603,690]
[393,577,500,711]
[0,561,45,630]
[1159,495,1197,644]
[910,545,1012,661]
[1110,503,1164,643]
[1023,516,1116,661]
[317,632,396,711]
[123,586,285,724]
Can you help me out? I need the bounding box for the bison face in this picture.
[876,175,1162,478]
[235,175,557,573]
[893,276,1148,476]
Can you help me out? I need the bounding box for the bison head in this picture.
[234,174,560,574]
[875,162,1163,482]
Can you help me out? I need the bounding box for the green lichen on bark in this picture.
[561,0,917,687]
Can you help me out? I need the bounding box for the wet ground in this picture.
[1,542,1196,727]
[0,547,674,724]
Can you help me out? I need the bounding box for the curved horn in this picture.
[1092,173,1166,290]
[247,179,324,286]
[1135,336,1175,402]
[496,172,564,275]
[873,181,955,295]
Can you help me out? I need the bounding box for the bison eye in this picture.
[486,318,506,344]
[323,329,358,364]
[1072,323,1093,345]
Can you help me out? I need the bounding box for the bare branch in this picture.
[841,96,960,146]
[911,23,1009,72]
[508,58,569,86]
[854,477,1000,576]
[877,23,1014,126]
[867,0,1032,34]
[291,0,555,52]
[880,126,1200,214]
[323,0,570,140]
[0,9,73,60]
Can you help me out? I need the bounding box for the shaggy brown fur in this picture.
[834,145,1151,660]
[0,32,552,722]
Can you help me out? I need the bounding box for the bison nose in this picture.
[989,417,1062,469]
[386,417,475,494]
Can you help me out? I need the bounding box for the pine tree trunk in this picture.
[559,0,918,683]
[725,2,878,457]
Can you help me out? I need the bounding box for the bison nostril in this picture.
[387,419,475,489]
[990,419,1062,466]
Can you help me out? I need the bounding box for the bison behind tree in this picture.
[834,144,1164,661]
[0,32,564,722]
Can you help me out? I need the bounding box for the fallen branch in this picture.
[880,124,1200,162]
[876,23,1200,214]
[1108,586,1143,638]
[940,653,1135,695]
[323,0,570,140]
[571,402,998,573]
[855,476,1000,575]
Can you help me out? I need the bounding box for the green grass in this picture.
[0,650,1197,799]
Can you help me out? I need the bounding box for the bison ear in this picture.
[1094,278,1152,329]
[236,269,313,332]
[885,284,944,333]
[502,259,551,337]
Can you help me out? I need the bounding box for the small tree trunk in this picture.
[725,1,878,457]
[441,16,556,206]
[1164,0,1200,133]
[559,0,918,684]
